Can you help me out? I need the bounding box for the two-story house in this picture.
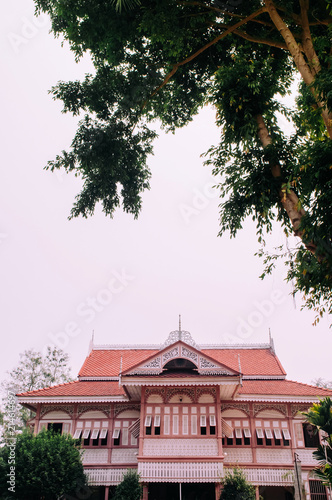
[17,328,332,500]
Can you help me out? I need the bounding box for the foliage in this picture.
[313,378,332,390]
[220,468,256,500]
[0,428,88,500]
[0,347,72,441]
[113,469,142,500]
[32,0,332,321]
[303,397,332,488]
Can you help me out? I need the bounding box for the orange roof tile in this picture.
[78,347,285,378]
[79,349,159,378]
[17,380,125,398]
[202,348,286,377]
[239,379,332,397]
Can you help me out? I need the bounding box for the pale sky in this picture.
[1,0,331,389]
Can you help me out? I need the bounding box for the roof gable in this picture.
[122,341,239,376]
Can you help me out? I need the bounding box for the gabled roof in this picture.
[122,341,239,377]
[78,345,285,378]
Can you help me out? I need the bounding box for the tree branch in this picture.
[256,114,317,255]
[142,6,268,108]
[299,0,321,76]
[210,22,288,50]
[264,0,332,139]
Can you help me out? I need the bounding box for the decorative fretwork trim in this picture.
[165,387,196,403]
[253,403,287,417]
[291,403,311,417]
[40,405,74,417]
[77,405,110,417]
[220,403,250,416]
[114,404,141,417]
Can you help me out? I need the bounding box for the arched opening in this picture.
[163,358,198,372]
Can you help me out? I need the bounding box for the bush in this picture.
[220,468,256,500]
[114,470,142,500]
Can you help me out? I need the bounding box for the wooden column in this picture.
[104,485,109,500]
[216,386,223,458]
[142,484,148,500]
[215,482,222,500]
[139,388,145,457]
[255,485,260,500]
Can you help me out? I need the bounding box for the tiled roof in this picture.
[17,380,125,398]
[202,348,286,377]
[79,349,159,378]
[239,379,332,397]
[78,347,285,377]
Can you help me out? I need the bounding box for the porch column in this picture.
[142,483,148,500]
[255,485,260,500]
[215,482,222,500]
[104,486,109,500]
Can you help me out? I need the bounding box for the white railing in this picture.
[85,468,127,486]
[225,467,294,486]
[138,461,223,482]
[81,449,108,464]
[143,438,218,457]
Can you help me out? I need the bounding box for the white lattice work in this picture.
[81,449,108,464]
[256,448,293,464]
[143,438,218,457]
[85,468,127,486]
[225,467,294,486]
[111,448,138,464]
[223,448,253,463]
[294,449,317,465]
[138,461,223,482]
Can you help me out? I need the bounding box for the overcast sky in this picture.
[1,0,331,389]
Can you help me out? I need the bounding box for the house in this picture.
[17,327,332,500]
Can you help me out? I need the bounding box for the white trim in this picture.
[91,429,99,440]
[235,428,242,439]
[82,429,90,439]
[200,415,207,427]
[256,428,264,439]
[154,415,161,427]
[100,429,108,439]
[274,428,282,440]
[112,429,120,439]
[145,415,152,427]
[209,415,216,427]
[17,396,128,404]
[265,428,273,439]
[282,429,291,440]
[73,429,82,439]
[243,428,251,438]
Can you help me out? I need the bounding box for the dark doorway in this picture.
[149,482,215,500]
[259,486,294,500]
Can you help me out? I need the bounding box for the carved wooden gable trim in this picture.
[123,341,238,377]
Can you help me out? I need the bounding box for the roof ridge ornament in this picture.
[162,319,200,350]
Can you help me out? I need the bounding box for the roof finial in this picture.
[269,328,275,354]
[88,330,95,354]
[179,314,182,340]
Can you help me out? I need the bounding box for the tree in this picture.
[312,378,332,390]
[0,428,88,500]
[220,468,256,500]
[0,347,72,441]
[303,397,332,490]
[113,470,142,500]
[33,0,332,321]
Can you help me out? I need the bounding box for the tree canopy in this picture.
[303,397,332,489]
[0,347,72,441]
[33,0,332,321]
[0,429,88,500]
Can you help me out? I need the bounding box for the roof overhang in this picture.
[17,394,129,410]
[235,394,323,403]
[121,375,241,400]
